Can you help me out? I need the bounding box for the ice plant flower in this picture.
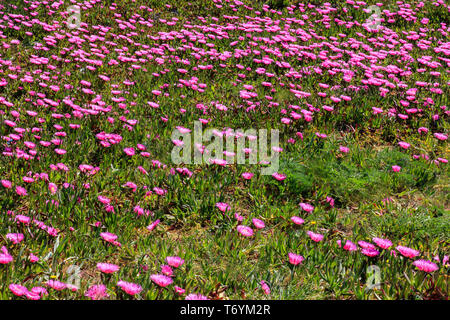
[9,284,28,297]
[373,237,393,249]
[185,293,209,300]
[46,280,67,291]
[307,231,324,242]
[237,225,254,237]
[260,280,270,295]
[150,274,173,287]
[299,203,314,213]
[396,245,420,259]
[0,246,13,264]
[166,256,184,268]
[252,218,265,229]
[413,260,439,273]
[85,284,110,300]
[117,281,142,295]
[288,253,304,265]
[291,216,304,225]
[97,263,120,274]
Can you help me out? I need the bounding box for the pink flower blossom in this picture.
[97,263,120,274]
[166,256,184,268]
[117,281,142,295]
[85,284,110,300]
[150,274,173,287]
[237,225,254,237]
[288,253,304,265]
[413,260,439,273]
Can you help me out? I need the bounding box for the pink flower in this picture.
[161,265,173,276]
[392,165,401,172]
[6,233,24,244]
[307,231,324,242]
[85,284,110,300]
[339,146,349,153]
[237,225,254,237]
[100,232,118,243]
[185,293,209,300]
[396,245,420,259]
[358,241,376,250]
[117,281,142,295]
[97,263,120,274]
[337,240,357,252]
[46,280,67,291]
[1,180,12,188]
[413,260,439,273]
[242,172,254,180]
[150,274,173,287]
[372,237,392,249]
[146,219,160,231]
[48,182,58,194]
[288,253,304,265]
[398,141,410,149]
[98,196,111,204]
[216,202,230,212]
[123,147,135,156]
[361,248,380,257]
[0,246,13,264]
[272,172,286,181]
[434,133,447,141]
[291,216,304,225]
[174,286,185,295]
[9,284,28,296]
[326,196,335,207]
[252,218,265,229]
[166,256,184,268]
[15,186,27,196]
[260,280,270,295]
[300,203,314,213]
[29,253,39,263]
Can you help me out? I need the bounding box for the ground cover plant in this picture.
[0,0,449,300]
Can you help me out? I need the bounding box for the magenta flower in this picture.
[46,280,67,291]
[361,248,380,257]
[97,263,120,274]
[260,280,270,295]
[242,172,254,180]
[237,225,254,237]
[288,253,304,265]
[291,216,304,225]
[299,202,314,213]
[307,231,324,242]
[100,232,118,243]
[272,172,286,181]
[161,265,173,276]
[0,247,13,264]
[372,237,393,249]
[396,245,420,259]
[6,233,24,244]
[166,256,184,268]
[150,274,173,287]
[252,218,265,229]
[413,260,439,273]
[85,284,110,300]
[9,284,28,297]
[147,219,160,231]
[174,286,186,295]
[185,293,209,300]
[117,281,142,295]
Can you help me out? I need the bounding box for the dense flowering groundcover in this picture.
[0,0,449,300]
